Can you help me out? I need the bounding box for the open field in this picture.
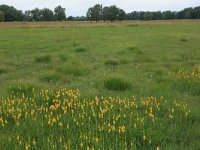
[0,20,200,149]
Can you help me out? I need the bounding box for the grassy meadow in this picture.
[0,20,200,149]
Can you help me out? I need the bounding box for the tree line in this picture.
[0,5,66,22]
[87,4,200,22]
[0,4,200,22]
[126,7,200,20]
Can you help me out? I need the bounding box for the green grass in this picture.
[104,77,131,91]
[35,54,51,63]
[0,21,200,149]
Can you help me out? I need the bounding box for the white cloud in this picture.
[0,0,199,16]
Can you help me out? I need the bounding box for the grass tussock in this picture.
[0,68,8,74]
[58,65,87,77]
[73,42,79,47]
[39,73,61,83]
[104,59,120,66]
[35,55,51,63]
[180,38,188,42]
[75,47,87,53]
[58,55,67,62]
[104,77,131,91]
[7,84,36,96]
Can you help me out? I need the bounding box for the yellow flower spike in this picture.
[25,143,29,150]
[156,146,160,150]
[52,118,57,123]
[50,105,55,110]
[33,139,36,145]
[59,122,63,127]
[143,134,146,141]
[80,143,83,148]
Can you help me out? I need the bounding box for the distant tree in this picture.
[31,8,42,21]
[0,10,5,22]
[183,7,195,19]
[194,6,200,19]
[86,4,102,22]
[118,9,126,21]
[23,10,33,21]
[102,6,110,22]
[177,10,185,19]
[143,12,153,20]
[126,12,134,20]
[0,4,23,21]
[86,7,93,22]
[73,16,87,21]
[67,16,74,21]
[162,11,176,19]
[54,5,66,21]
[92,4,102,22]
[41,8,54,21]
[152,11,162,20]
[108,5,119,22]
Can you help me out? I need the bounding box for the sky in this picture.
[0,0,199,16]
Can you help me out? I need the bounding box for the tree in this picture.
[152,11,162,20]
[0,10,5,22]
[41,8,54,21]
[31,8,42,21]
[0,4,23,21]
[92,4,102,22]
[54,5,66,21]
[118,9,126,21]
[183,7,195,19]
[86,4,102,22]
[162,11,176,20]
[108,5,119,22]
[194,6,200,19]
[23,10,33,22]
[143,12,153,20]
[102,6,110,22]
[67,16,74,21]
[86,7,93,22]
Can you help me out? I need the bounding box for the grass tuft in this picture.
[35,55,51,63]
[58,65,87,77]
[75,47,87,53]
[104,77,131,91]
[180,38,188,42]
[0,68,8,74]
[104,59,120,66]
[59,55,67,62]
[39,73,61,83]
[7,84,36,96]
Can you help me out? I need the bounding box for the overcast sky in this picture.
[0,0,199,16]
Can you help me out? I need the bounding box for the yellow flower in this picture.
[156,146,160,150]
[33,139,36,145]
[80,143,83,148]
[25,143,29,150]
[52,118,57,123]
[50,105,55,110]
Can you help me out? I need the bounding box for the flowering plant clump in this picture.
[168,65,200,79]
[0,88,191,150]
